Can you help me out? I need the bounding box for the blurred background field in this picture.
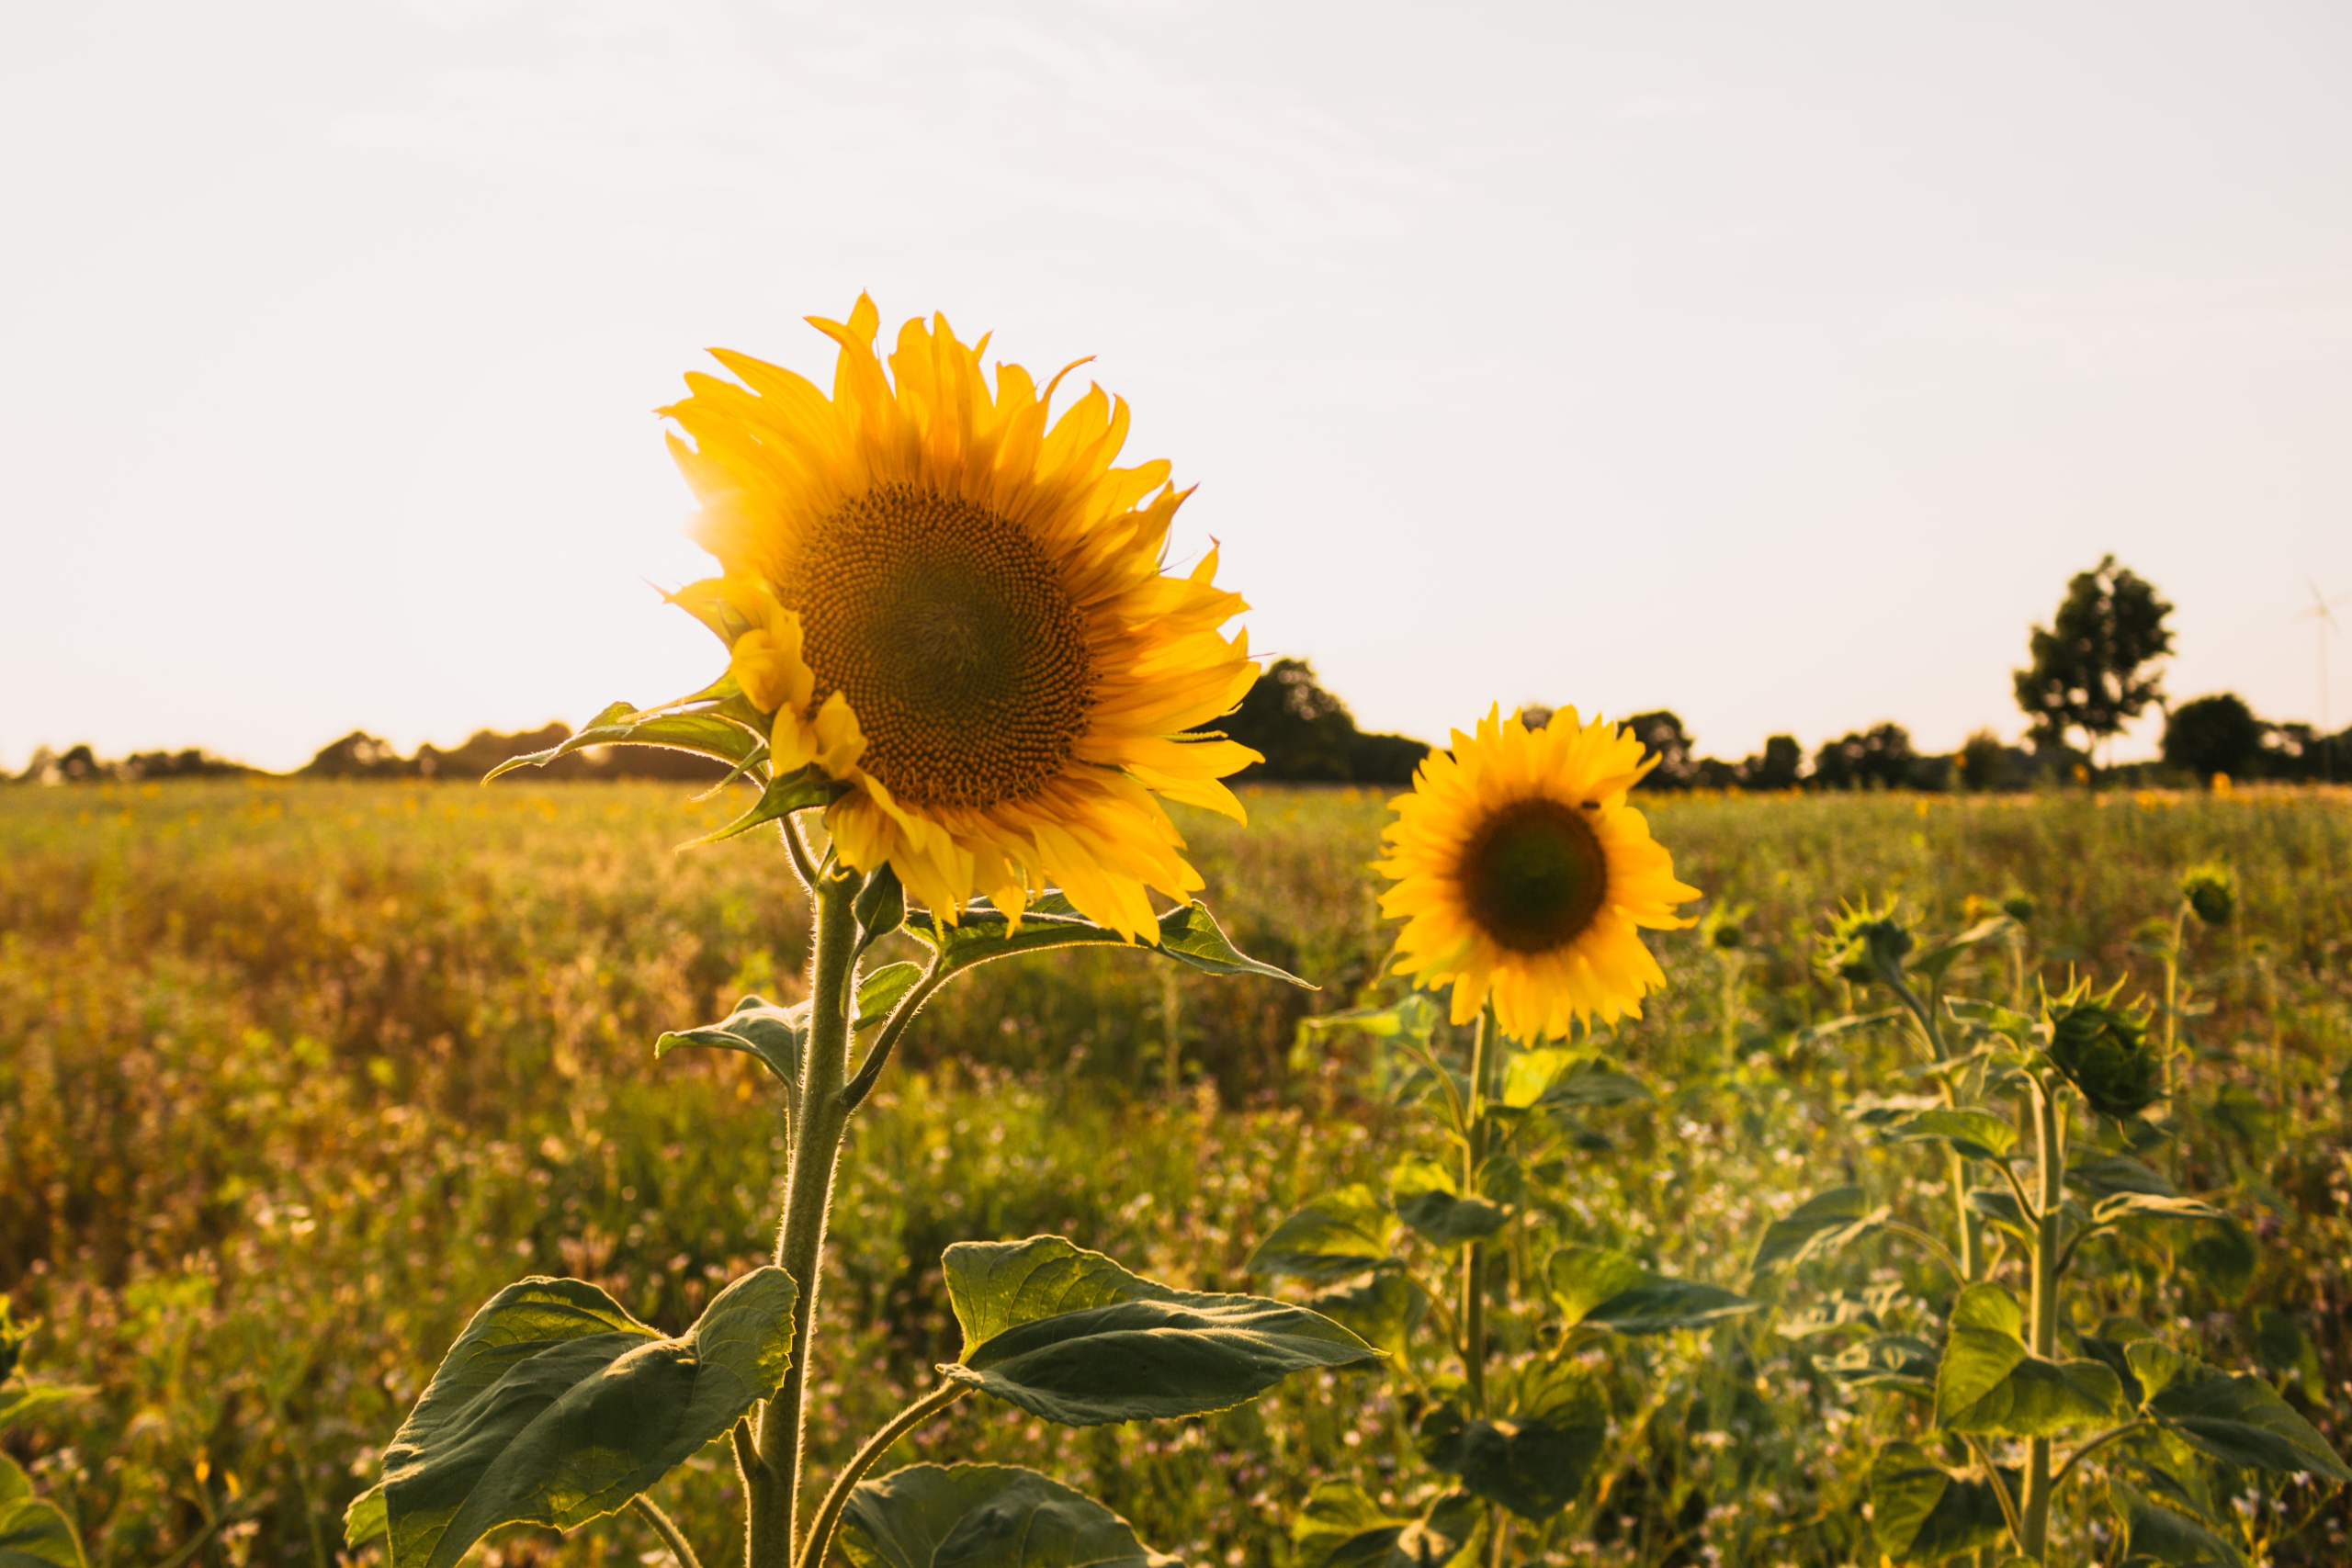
[5,779,2350,1567]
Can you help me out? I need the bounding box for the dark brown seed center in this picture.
[1457,797,1609,953]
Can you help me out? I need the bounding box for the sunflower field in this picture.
[6,776,2352,1568]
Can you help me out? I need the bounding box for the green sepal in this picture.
[1416,1358,1606,1521]
[1867,1441,2015,1563]
[677,763,837,848]
[1934,1284,2124,1438]
[1544,1246,1757,1336]
[2109,1478,2245,1568]
[1747,1186,1888,1276]
[1304,1265,1427,1363]
[2142,1358,2352,1481]
[903,895,1308,987]
[935,1236,1377,1427]
[379,1270,797,1568]
[1388,1158,1506,1247]
[1245,1186,1397,1283]
[1292,1483,1480,1568]
[655,996,805,1089]
[839,1463,1178,1568]
[483,698,767,784]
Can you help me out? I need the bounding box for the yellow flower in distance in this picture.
[662,297,1260,941]
[1376,706,1700,1039]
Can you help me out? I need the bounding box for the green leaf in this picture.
[678,763,836,848]
[483,700,767,783]
[2254,1306,2322,1397]
[0,1495,87,1568]
[1876,1110,2018,1161]
[343,1484,388,1549]
[853,864,906,956]
[1499,1051,1653,1112]
[382,1270,797,1568]
[1389,1158,1506,1247]
[904,897,1308,987]
[1543,1246,1757,1336]
[1935,1284,2124,1438]
[2144,1360,2352,1481]
[1793,1010,1903,1048]
[2181,1220,2256,1300]
[2110,1479,2245,1568]
[1945,996,2036,1043]
[2065,1155,2179,1200]
[2075,1318,2156,1407]
[855,963,925,1033]
[1775,1282,1910,1340]
[2091,1193,2226,1226]
[1965,1189,2035,1240]
[1303,1266,1427,1363]
[0,1383,90,1433]
[936,1236,1376,1427]
[1292,1483,1479,1568]
[839,1463,1178,1568]
[654,995,805,1087]
[1244,1186,1396,1283]
[1299,994,1443,1050]
[1747,1187,1888,1275]
[1867,1441,2014,1563]
[1417,1358,1606,1521]
[1821,1334,1940,1396]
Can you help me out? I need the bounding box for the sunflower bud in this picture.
[1711,922,1744,951]
[2180,863,2234,928]
[2001,893,2036,925]
[1817,900,1912,987]
[2044,987,2162,1120]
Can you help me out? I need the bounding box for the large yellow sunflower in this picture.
[1375,705,1701,1039]
[659,297,1260,942]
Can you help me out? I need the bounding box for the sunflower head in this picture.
[2180,863,2234,927]
[1816,897,1914,988]
[660,298,1261,941]
[1374,705,1701,1041]
[2043,982,2162,1120]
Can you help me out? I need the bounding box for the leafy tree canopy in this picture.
[2013,554,2174,754]
[2162,694,2266,783]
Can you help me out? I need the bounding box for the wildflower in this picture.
[1375,705,1699,1037]
[662,298,1258,938]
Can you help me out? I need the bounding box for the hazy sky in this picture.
[6,2,2350,773]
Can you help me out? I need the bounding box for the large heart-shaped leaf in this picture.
[1245,1187,1396,1283]
[655,995,806,1086]
[1544,1246,1756,1336]
[1291,1483,1478,1568]
[0,1455,87,1568]
[2109,1479,2244,1567]
[1389,1159,1506,1247]
[1867,1442,2013,1563]
[937,1237,1375,1426]
[1417,1359,1606,1521]
[2143,1360,2352,1481]
[904,897,1306,987]
[1498,1051,1653,1112]
[840,1464,1179,1568]
[381,1270,797,1568]
[1874,1110,2018,1162]
[1304,1267,1427,1362]
[1747,1187,1887,1276]
[1935,1285,2123,1438]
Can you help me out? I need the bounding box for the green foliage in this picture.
[1868,1442,2015,1562]
[2044,982,2163,1119]
[2165,695,2267,785]
[1290,1483,1478,1568]
[903,894,1308,987]
[1417,1359,1609,1521]
[2014,553,2176,753]
[374,1270,797,1568]
[1933,1286,2124,1437]
[1242,1187,1396,1283]
[840,1463,1177,1568]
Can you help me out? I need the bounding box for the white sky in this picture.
[6,1,2349,773]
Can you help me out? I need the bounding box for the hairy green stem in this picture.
[633,1496,706,1568]
[1888,970,1985,1281]
[748,864,863,1568]
[1461,1003,1493,1414]
[796,1382,970,1568]
[2018,1075,2066,1561]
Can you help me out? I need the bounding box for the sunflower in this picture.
[1375,706,1700,1040]
[662,296,1261,942]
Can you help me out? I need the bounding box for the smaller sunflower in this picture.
[1375,706,1700,1040]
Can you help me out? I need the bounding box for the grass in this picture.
[3,778,2349,1567]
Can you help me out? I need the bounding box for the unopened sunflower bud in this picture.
[2180,864,2234,927]
[2001,893,2036,925]
[2045,988,2162,1120]
[1817,901,1912,987]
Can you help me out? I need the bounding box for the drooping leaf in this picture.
[1875,1110,2019,1162]
[1499,1052,1653,1113]
[654,995,806,1087]
[1965,1189,2035,1240]
[2143,1360,2352,1481]
[1935,1284,2124,1438]
[1292,1483,1479,1568]
[1303,1267,1427,1363]
[381,1270,797,1568]
[1544,1246,1757,1336]
[903,897,1307,987]
[677,763,837,848]
[1417,1358,1607,1521]
[1821,1334,1940,1397]
[1793,1010,1903,1048]
[0,1383,90,1433]
[2110,1479,2245,1568]
[1389,1159,1507,1247]
[2075,1318,2156,1408]
[1747,1187,1887,1276]
[936,1236,1376,1427]
[2065,1155,2178,1200]
[1244,1186,1396,1283]
[483,700,767,784]
[1867,1442,2014,1563]
[1845,1093,1944,1128]
[839,1463,1179,1568]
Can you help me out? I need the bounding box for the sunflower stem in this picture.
[748,860,862,1568]
[2017,1072,2067,1562]
[1461,1001,1495,1415]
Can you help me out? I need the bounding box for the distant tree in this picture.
[1219,658,1428,784]
[1623,712,1697,790]
[1813,722,1917,791]
[1745,735,1804,791]
[2013,554,2174,763]
[2162,694,2266,784]
[1957,728,2013,792]
[301,731,418,779]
